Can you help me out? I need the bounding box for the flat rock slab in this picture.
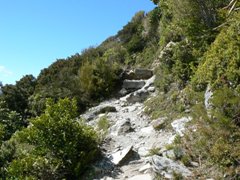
[128,174,153,180]
[110,145,133,165]
[139,163,152,173]
[123,80,146,90]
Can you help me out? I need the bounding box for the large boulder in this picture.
[123,69,153,80]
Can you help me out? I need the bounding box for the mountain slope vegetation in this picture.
[0,0,239,178]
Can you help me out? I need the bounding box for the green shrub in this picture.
[144,88,186,121]
[0,100,23,141]
[97,116,110,140]
[97,116,110,131]
[8,98,99,179]
[0,140,16,178]
[148,147,161,156]
[7,154,63,180]
[178,102,240,177]
[79,55,120,101]
[192,12,240,90]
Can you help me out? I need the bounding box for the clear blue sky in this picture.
[0,0,155,85]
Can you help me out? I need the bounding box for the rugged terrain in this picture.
[81,69,194,179]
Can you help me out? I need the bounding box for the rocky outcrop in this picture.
[122,68,153,80]
[151,155,192,178]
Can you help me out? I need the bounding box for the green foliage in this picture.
[167,0,228,39]
[28,93,47,117]
[0,124,4,143]
[154,40,197,93]
[178,101,240,178]
[118,11,146,53]
[97,116,110,140]
[79,54,121,101]
[0,100,22,141]
[171,41,196,88]
[1,75,36,119]
[172,171,184,180]
[144,88,186,120]
[97,116,110,132]
[0,140,16,179]
[35,57,84,112]
[148,147,161,156]
[211,86,240,125]
[192,12,240,90]
[1,2,239,178]
[8,98,99,179]
[151,0,159,5]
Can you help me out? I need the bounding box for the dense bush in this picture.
[0,101,22,141]
[1,75,36,119]
[192,12,240,90]
[79,52,121,102]
[6,98,99,179]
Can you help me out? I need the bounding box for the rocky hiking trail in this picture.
[81,69,193,180]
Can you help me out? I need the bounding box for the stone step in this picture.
[122,80,146,90]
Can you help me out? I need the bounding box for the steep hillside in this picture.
[0,0,239,179]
